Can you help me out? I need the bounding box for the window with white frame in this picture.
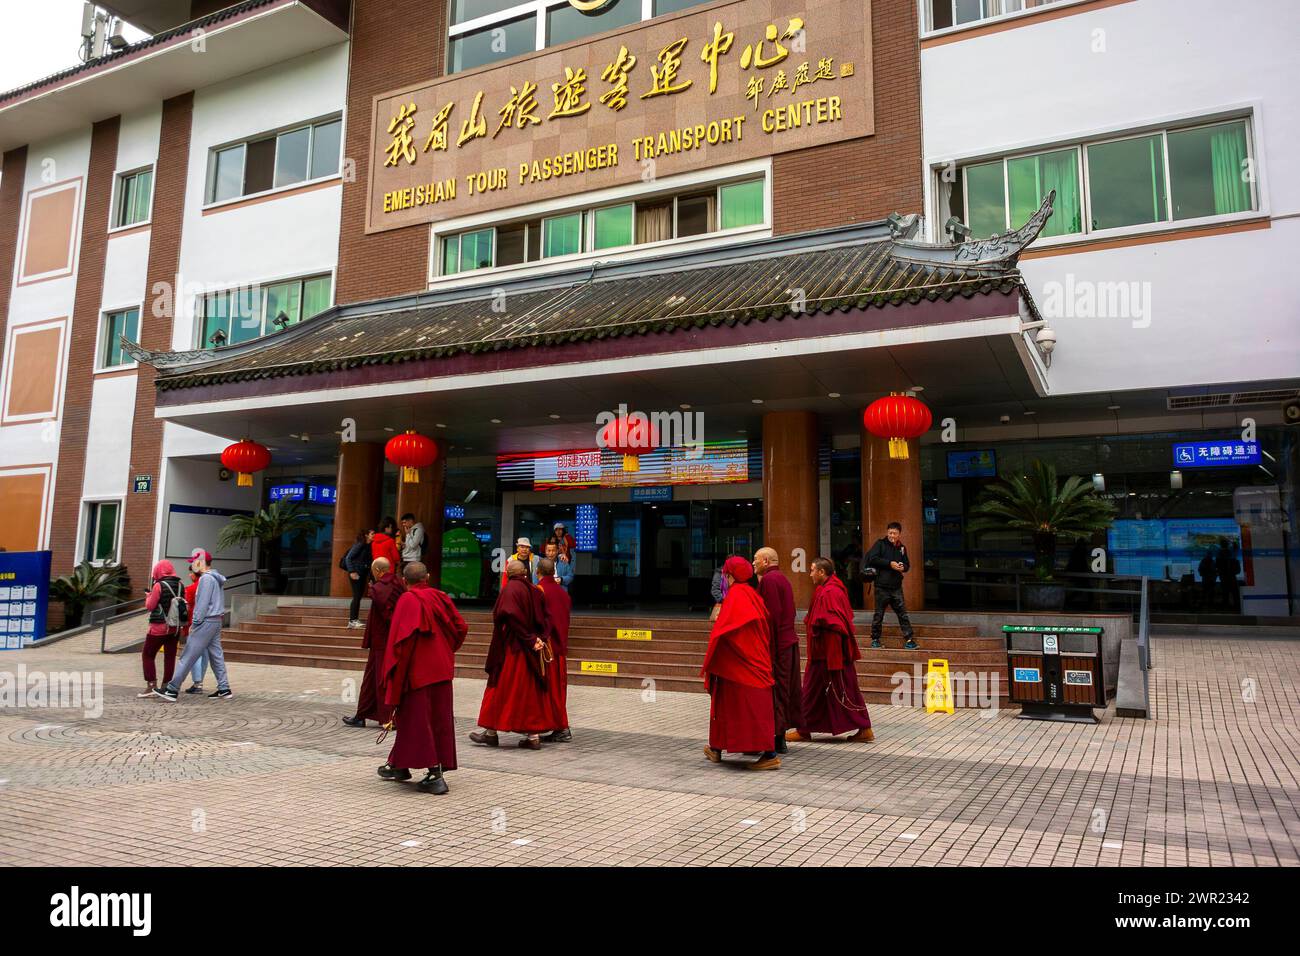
[448,0,716,73]
[938,118,1257,242]
[84,500,121,564]
[113,168,152,228]
[437,175,766,276]
[924,0,1071,33]
[200,274,333,348]
[100,307,140,369]
[207,116,342,204]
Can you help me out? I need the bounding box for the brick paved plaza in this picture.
[1,624,1297,868]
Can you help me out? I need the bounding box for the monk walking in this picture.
[537,557,572,743]
[376,562,467,794]
[788,557,873,744]
[470,559,562,750]
[343,557,402,728]
[702,556,778,771]
[754,547,801,754]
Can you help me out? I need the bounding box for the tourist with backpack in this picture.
[342,529,373,628]
[138,560,188,698]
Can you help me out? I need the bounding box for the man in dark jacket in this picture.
[864,522,917,650]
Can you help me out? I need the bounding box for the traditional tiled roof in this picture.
[153,218,1044,393]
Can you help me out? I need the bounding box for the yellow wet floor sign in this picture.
[925,658,954,714]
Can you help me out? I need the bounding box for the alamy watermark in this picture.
[0,666,103,719]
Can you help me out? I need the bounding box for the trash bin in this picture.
[1003,625,1105,723]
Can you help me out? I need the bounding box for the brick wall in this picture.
[49,117,121,578]
[773,0,922,233]
[334,0,443,304]
[0,147,28,371]
[119,93,194,593]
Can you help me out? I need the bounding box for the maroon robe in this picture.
[538,575,571,730]
[758,568,802,733]
[355,572,403,723]
[798,575,872,736]
[478,576,564,734]
[702,581,775,753]
[381,582,467,770]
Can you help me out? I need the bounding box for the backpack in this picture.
[151,577,188,633]
[338,552,350,572]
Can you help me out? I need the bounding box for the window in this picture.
[113,168,152,228]
[947,117,1256,243]
[200,274,332,348]
[925,0,1070,33]
[437,176,766,276]
[100,308,140,369]
[207,117,342,203]
[719,180,765,230]
[449,0,726,73]
[85,501,120,563]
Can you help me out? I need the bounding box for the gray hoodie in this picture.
[192,569,227,624]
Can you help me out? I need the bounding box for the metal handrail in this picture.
[98,569,259,652]
[920,565,1146,615]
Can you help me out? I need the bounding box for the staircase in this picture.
[221,605,1008,707]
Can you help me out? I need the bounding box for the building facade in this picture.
[0,0,1295,626]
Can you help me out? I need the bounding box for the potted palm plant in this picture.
[50,560,131,629]
[216,500,320,595]
[967,460,1116,611]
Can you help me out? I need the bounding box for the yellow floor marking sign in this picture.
[925,658,955,714]
[580,661,617,674]
[616,629,652,641]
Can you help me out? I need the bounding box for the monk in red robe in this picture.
[754,546,802,754]
[702,556,778,770]
[537,557,572,743]
[376,562,467,793]
[470,559,563,750]
[789,557,873,743]
[344,557,403,728]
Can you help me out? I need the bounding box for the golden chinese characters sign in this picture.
[366,0,873,233]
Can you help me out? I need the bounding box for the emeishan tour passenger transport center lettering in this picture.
[367,0,874,231]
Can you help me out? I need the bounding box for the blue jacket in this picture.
[554,555,575,591]
[192,569,227,623]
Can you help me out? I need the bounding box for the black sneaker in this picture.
[543,728,572,743]
[208,688,233,700]
[152,685,178,702]
[377,764,411,781]
[870,639,882,648]
[184,684,205,695]
[904,639,918,650]
[417,770,449,795]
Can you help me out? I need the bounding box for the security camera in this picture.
[1035,326,1057,353]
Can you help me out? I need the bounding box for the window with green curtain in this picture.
[131,169,152,224]
[720,180,764,229]
[964,161,1006,237]
[202,294,229,348]
[442,236,460,275]
[228,288,260,345]
[264,280,302,331]
[91,501,119,562]
[543,213,584,257]
[1086,134,1167,230]
[593,204,634,250]
[1168,120,1253,221]
[116,169,152,227]
[102,308,139,367]
[1007,148,1080,237]
[302,276,332,319]
[459,229,494,271]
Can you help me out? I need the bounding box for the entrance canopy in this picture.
[140,204,1056,457]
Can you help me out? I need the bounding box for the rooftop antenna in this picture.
[79,3,121,62]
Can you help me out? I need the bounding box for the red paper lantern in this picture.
[386,430,438,483]
[599,414,660,473]
[221,439,271,487]
[863,394,932,460]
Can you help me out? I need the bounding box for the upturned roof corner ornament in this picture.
[120,337,216,370]
[890,189,1056,275]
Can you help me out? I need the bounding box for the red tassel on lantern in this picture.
[863,394,932,460]
[599,414,660,473]
[220,439,271,487]
[386,430,438,483]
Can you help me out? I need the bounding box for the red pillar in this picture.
[860,428,925,610]
[330,442,383,597]
[762,410,820,609]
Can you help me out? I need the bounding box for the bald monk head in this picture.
[404,562,428,584]
[371,557,391,579]
[753,547,779,576]
[537,557,556,578]
[506,558,527,580]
